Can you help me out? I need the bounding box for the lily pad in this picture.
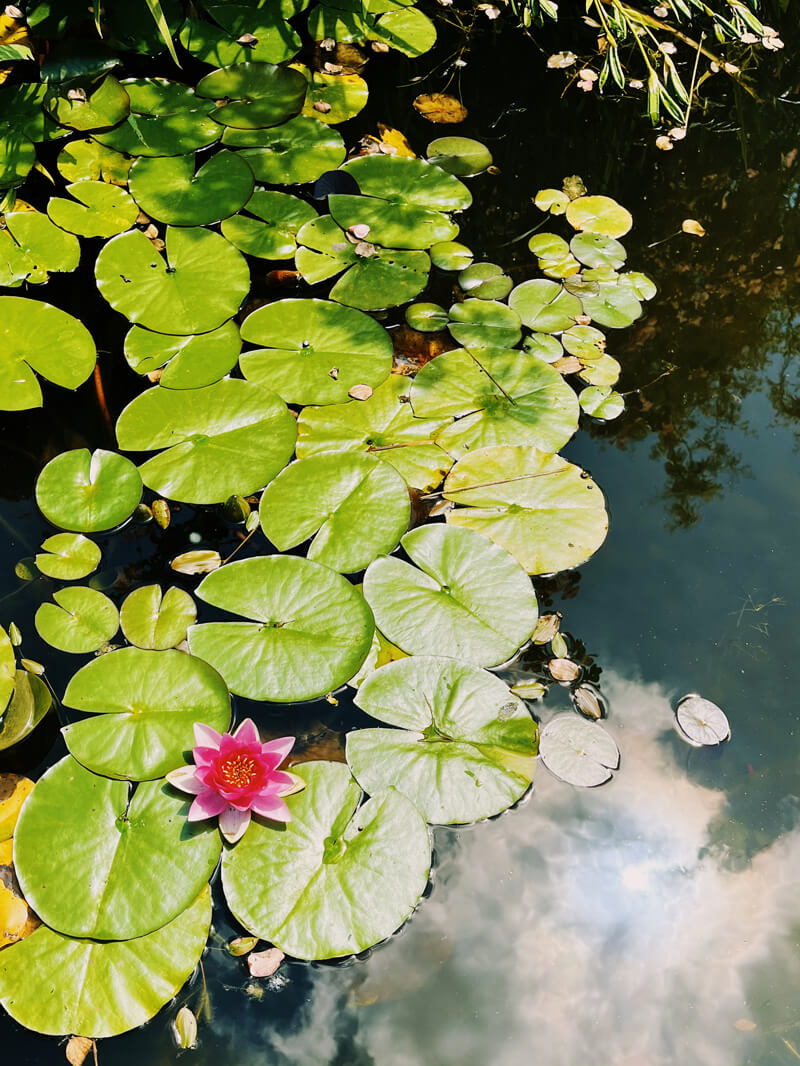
[95,226,250,334]
[329,192,458,251]
[349,655,537,823]
[36,448,142,532]
[195,62,307,128]
[0,297,95,411]
[561,323,605,360]
[221,115,346,183]
[508,279,582,332]
[447,299,521,348]
[35,533,101,580]
[47,181,138,238]
[56,137,132,184]
[427,136,492,176]
[0,135,36,189]
[34,587,119,654]
[566,194,632,238]
[239,297,393,405]
[44,75,130,132]
[0,670,51,753]
[442,445,608,575]
[188,556,374,701]
[0,887,211,1038]
[119,586,197,650]
[123,321,241,389]
[299,69,369,124]
[580,385,625,420]
[297,373,453,491]
[115,379,296,504]
[367,7,436,56]
[570,232,627,270]
[406,302,449,331]
[618,270,657,301]
[14,757,221,940]
[62,647,229,779]
[129,150,254,227]
[579,280,642,328]
[524,332,563,362]
[538,713,620,786]
[458,261,511,300]
[0,211,81,289]
[221,760,430,959]
[180,11,301,67]
[363,524,538,667]
[675,694,731,746]
[260,453,410,573]
[0,628,15,717]
[220,189,317,259]
[94,78,221,157]
[430,240,473,270]
[578,353,621,387]
[341,154,472,212]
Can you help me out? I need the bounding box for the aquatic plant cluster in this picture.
[0,0,656,1050]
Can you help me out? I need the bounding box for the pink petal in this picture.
[194,723,223,750]
[250,794,292,822]
[233,718,260,746]
[268,770,298,792]
[218,732,239,757]
[261,736,295,763]
[219,805,251,843]
[165,765,204,795]
[188,790,228,821]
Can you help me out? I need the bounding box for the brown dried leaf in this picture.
[313,100,332,114]
[247,947,285,977]
[151,499,171,529]
[354,240,377,258]
[572,684,605,720]
[237,32,258,45]
[552,355,582,375]
[66,88,87,102]
[548,657,580,682]
[377,123,415,158]
[348,384,373,401]
[170,550,222,575]
[413,92,467,124]
[682,218,706,237]
[391,324,454,373]
[348,223,371,240]
[65,1036,93,1066]
[228,935,259,957]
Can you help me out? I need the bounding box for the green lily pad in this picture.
[129,150,254,227]
[35,587,119,654]
[409,347,580,458]
[539,713,620,786]
[0,888,211,1038]
[618,270,657,301]
[119,586,197,650]
[561,323,605,360]
[260,453,410,572]
[534,187,569,215]
[0,627,16,717]
[579,280,642,328]
[36,448,142,532]
[221,760,430,959]
[0,670,51,753]
[566,194,632,238]
[405,302,449,331]
[95,226,250,334]
[329,193,458,251]
[180,10,302,67]
[94,78,221,157]
[427,136,492,176]
[239,297,393,405]
[341,153,472,212]
[56,136,132,184]
[349,655,537,823]
[0,211,81,288]
[123,321,241,389]
[578,352,621,387]
[105,0,184,56]
[443,444,608,575]
[44,75,130,132]
[188,556,374,701]
[306,2,370,43]
[508,279,582,332]
[299,69,369,124]
[15,756,220,939]
[62,647,229,779]
[367,7,436,55]
[115,379,296,504]
[47,181,138,238]
[35,533,101,580]
[457,261,511,301]
[580,385,625,420]
[430,240,473,270]
[524,332,563,363]
[221,114,346,184]
[0,135,36,189]
[447,299,521,348]
[1,298,95,411]
[297,374,453,491]
[363,524,538,667]
[195,61,307,128]
[220,189,317,259]
[528,233,570,261]
[570,231,627,270]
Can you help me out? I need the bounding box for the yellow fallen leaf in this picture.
[413,93,467,124]
[0,839,12,864]
[377,124,415,158]
[170,549,222,575]
[682,218,706,237]
[0,868,39,949]
[0,12,31,49]
[65,1035,94,1066]
[0,774,34,841]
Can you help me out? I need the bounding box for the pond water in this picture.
[2,11,800,1065]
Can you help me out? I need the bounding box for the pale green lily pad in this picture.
[578,352,621,387]
[119,586,197,650]
[570,231,627,269]
[47,180,138,238]
[566,194,632,238]
[427,136,492,176]
[299,69,369,124]
[443,444,608,575]
[15,757,221,939]
[447,299,521,348]
[406,302,449,331]
[129,150,254,226]
[221,189,317,259]
[62,647,229,779]
[534,188,569,215]
[116,379,296,504]
[363,524,538,667]
[56,137,132,184]
[307,1,369,43]
[221,760,430,959]
[180,11,301,66]
[260,453,410,573]
[35,587,118,654]
[222,114,346,183]
[195,61,307,128]
[0,297,95,411]
[580,385,625,420]
[0,626,15,717]
[368,7,436,55]
[44,75,130,132]
[561,324,605,360]
[35,533,101,580]
[508,279,582,332]
[341,153,472,212]
[458,261,511,301]
[0,211,81,289]
[579,280,642,329]
[94,78,221,157]
[95,226,250,334]
[0,888,211,1038]
[239,297,392,404]
[528,233,570,261]
[430,240,473,270]
[189,556,374,701]
[409,346,580,458]
[0,670,51,753]
[524,333,563,363]
[618,270,657,301]
[329,193,458,251]
[36,448,142,532]
[539,713,620,786]
[297,374,453,491]
[124,321,241,389]
[349,655,537,823]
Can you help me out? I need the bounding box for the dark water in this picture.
[3,11,800,1064]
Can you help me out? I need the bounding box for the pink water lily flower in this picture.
[166,720,302,844]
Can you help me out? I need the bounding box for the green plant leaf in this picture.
[129,149,254,226]
[123,320,241,389]
[220,188,317,259]
[56,137,132,184]
[36,448,142,532]
[221,114,346,184]
[0,211,81,288]
[579,279,642,328]
[195,61,307,128]
[508,279,582,332]
[0,134,36,189]
[179,10,301,66]
[565,194,632,238]
[44,75,130,132]
[426,135,492,176]
[329,192,458,251]
[430,240,473,271]
[47,180,138,238]
[221,760,430,959]
[298,69,369,124]
[405,302,449,331]
[119,585,197,650]
[0,627,15,717]
[342,153,472,211]
[539,713,620,786]
[579,384,625,420]
[0,670,51,753]
[458,261,512,300]
[367,7,436,55]
[94,78,221,157]
[447,299,521,348]
[34,587,119,653]
[524,332,563,362]
[618,270,657,300]
[188,556,374,701]
[570,231,627,269]
[35,533,101,580]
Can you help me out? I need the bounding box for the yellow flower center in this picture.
[220,753,257,789]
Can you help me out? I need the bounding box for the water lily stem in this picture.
[222,526,257,566]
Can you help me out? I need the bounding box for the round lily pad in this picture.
[529,233,570,261]
[618,270,657,301]
[221,760,430,959]
[349,656,537,824]
[188,556,375,701]
[239,297,393,405]
[363,524,538,667]
[15,757,221,940]
[524,332,563,363]
[36,448,142,532]
[368,6,436,55]
[539,713,620,786]
[565,194,632,238]
[115,379,296,504]
[180,9,301,66]
[329,192,458,251]
[62,647,229,779]
[508,279,582,332]
[221,115,346,184]
[675,694,731,746]
[579,280,642,329]
[34,587,119,654]
[447,299,521,348]
[0,888,211,1038]
[426,136,492,176]
[95,226,250,334]
[260,453,410,572]
[341,154,472,212]
[0,627,14,717]
[129,150,254,227]
[119,585,197,650]
[35,533,100,580]
[195,61,307,128]
[561,324,605,360]
[299,70,369,124]
[94,78,221,157]
[0,135,35,189]
[47,180,138,239]
[56,137,132,184]
[570,232,627,270]
[458,261,511,301]
[578,352,621,387]
[44,75,130,132]
[0,671,51,753]
[442,445,608,575]
[123,321,241,389]
[220,189,317,259]
[430,240,473,271]
[406,302,449,331]
[580,385,625,420]
[0,211,81,289]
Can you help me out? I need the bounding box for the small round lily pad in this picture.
[123,321,241,389]
[129,150,255,227]
[47,181,138,239]
[119,585,197,650]
[35,533,101,580]
[195,61,307,129]
[36,448,142,532]
[539,713,620,786]
[34,587,119,654]
[426,136,492,176]
[222,115,346,184]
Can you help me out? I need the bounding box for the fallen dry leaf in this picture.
[0,866,40,949]
[682,218,706,237]
[170,549,222,575]
[151,499,170,529]
[413,92,467,124]
[552,355,582,375]
[548,658,580,682]
[247,947,285,977]
[532,613,561,644]
[734,1019,758,1031]
[348,384,373,400]
[0,774,34,840]
[377,123,415,158]
[65,1036,93,1066]
[227,935,259,957]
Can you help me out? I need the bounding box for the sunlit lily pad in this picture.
[443,444,608,574]
[221,115,346,183]
[368,7,436,55]
[447,299,521,348]
[430,240,473,270]
[579,280,642,328]
[94,78,221,156]
[307,1,369,43]
[578,353,621,387]
[221,760,430,959]
[570,232,627,270]
[427,136,491,176]
[0,671,51,753]
[618,270,657,301]
[406,302,449,331]
[34,587,118,654]
[508,279,582,332]
[0,630,16,718]
[180,10,302,66]
[580,385,625,420]
[298,69,369,124]
[62,647,229,779]
[35,533,100,580]
[524,332,563,362]
[0,211,81,288]
[539,713,620,786]
[260,453,410,572]
[566,194,632,238]
[342,153,472,211]
[458,261,512,300]
[675,694,731,746]
[349,655,537,823]
[188,556,374,701]
[195,61,307,128]
[129,150,254,226]
[329,192,457,250]
[44,75,130,132]
[0,135,36,189]
[221,188,317,259]
[528,233,570,261]
[363,524,537,667]
[239,297,392,404]
[119,586,197,650]
[115,379,296,504]
[36,448,142,532]
[0,887,211,1038]
[47,180,138,238]
[123,321,241,389]
[56,137,132,184]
